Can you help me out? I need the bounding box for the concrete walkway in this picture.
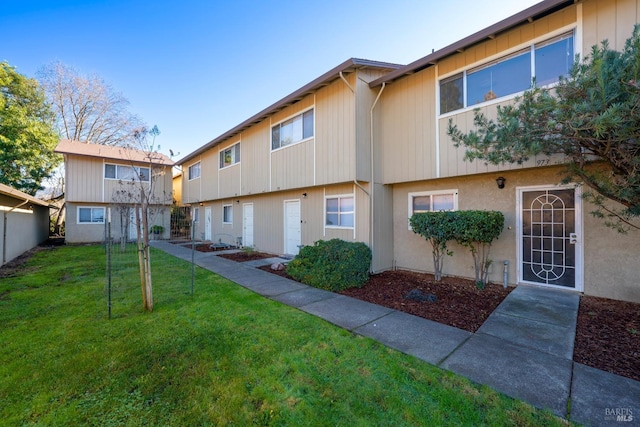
[152,241,640,426]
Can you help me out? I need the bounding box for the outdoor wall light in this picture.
[236,200,240,204]
[302,192,307,198]
[495,177,506,189]
[198,202,204,206]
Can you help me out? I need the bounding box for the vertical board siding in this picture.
[315,78,356,185]
[270,141,315,190]
[218,166,241,199]
[241,124,270,195]
[583,0,639,52]
[65,157,103,202]
[200,149,219,201]
[378,68,437,184]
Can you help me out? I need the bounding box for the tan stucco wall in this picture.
[392,167,639,303]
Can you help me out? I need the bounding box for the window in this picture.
[271,109,314,150]
[440,32,574,114]
[193,207,200,223]
[78,207,105,224]
[223,205,233,224]
[104,163,150,182]
[188,162,201,180]
[219,143,240,169]
[325,195,354,228]
[408,190,458,228]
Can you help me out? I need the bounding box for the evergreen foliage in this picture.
[286,239,371,291]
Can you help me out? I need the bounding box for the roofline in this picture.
[369,0,576,87]
[178,58,403,164]
[0,183,50,207]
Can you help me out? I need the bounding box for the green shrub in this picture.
[410,211,457,281]
[286,239,372,291]
[451,210,504,288]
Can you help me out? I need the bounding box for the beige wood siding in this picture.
[377,67,438,184]
[270,140,315,191]
[183,159,202,204]
[315,77,356,185]
[64,156,103,202]
[200,149,219,201]
[582,0,640,53]
[241,123,270,195]
[355,69,391,182]
[65,156,172,204]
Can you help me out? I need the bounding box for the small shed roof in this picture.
[0,183,50,207]
[55,139,175,166]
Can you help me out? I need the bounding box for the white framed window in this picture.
[271,108,314,150]
[77,207,105,224]
[439,32,574,114]
[408,189,458,229]
[219,143,240,169]
[223,204,233,224]
[104,163,150,182]
[325,195,354,229]
[188,162,201,180]
[193,207,200,223]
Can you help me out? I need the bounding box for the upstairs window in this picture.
[104,164,150,182]
[325,195,354,228]
[271,109,314,150]
[440,32,574,114]
[219,143,240,169]
[188,162,201,180]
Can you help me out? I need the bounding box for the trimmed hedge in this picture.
[286,239,372,291]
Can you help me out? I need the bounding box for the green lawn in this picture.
[0,245,569,426]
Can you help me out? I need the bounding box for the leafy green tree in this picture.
[448,26,640,233]
[0,61,60,195]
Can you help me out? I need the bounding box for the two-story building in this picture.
[56,140,175,243]
[179,0,639,303]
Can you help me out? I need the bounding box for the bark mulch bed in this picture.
[257,265,639,382]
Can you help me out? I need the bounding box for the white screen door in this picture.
[517,186,582,290]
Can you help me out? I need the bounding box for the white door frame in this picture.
[242,203,254,248]
[516,184,584,292]
[284,199,301,256]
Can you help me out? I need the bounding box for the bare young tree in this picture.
[110,126,173,312]
[38,61,144,146]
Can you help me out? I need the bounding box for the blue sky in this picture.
[2,0,539,159]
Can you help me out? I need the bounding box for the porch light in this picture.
[496,177,506,189]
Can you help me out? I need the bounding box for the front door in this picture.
[205,207,212,241]
[517,185,582,290]
[284,200,301,256]
[243,203,254,248]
